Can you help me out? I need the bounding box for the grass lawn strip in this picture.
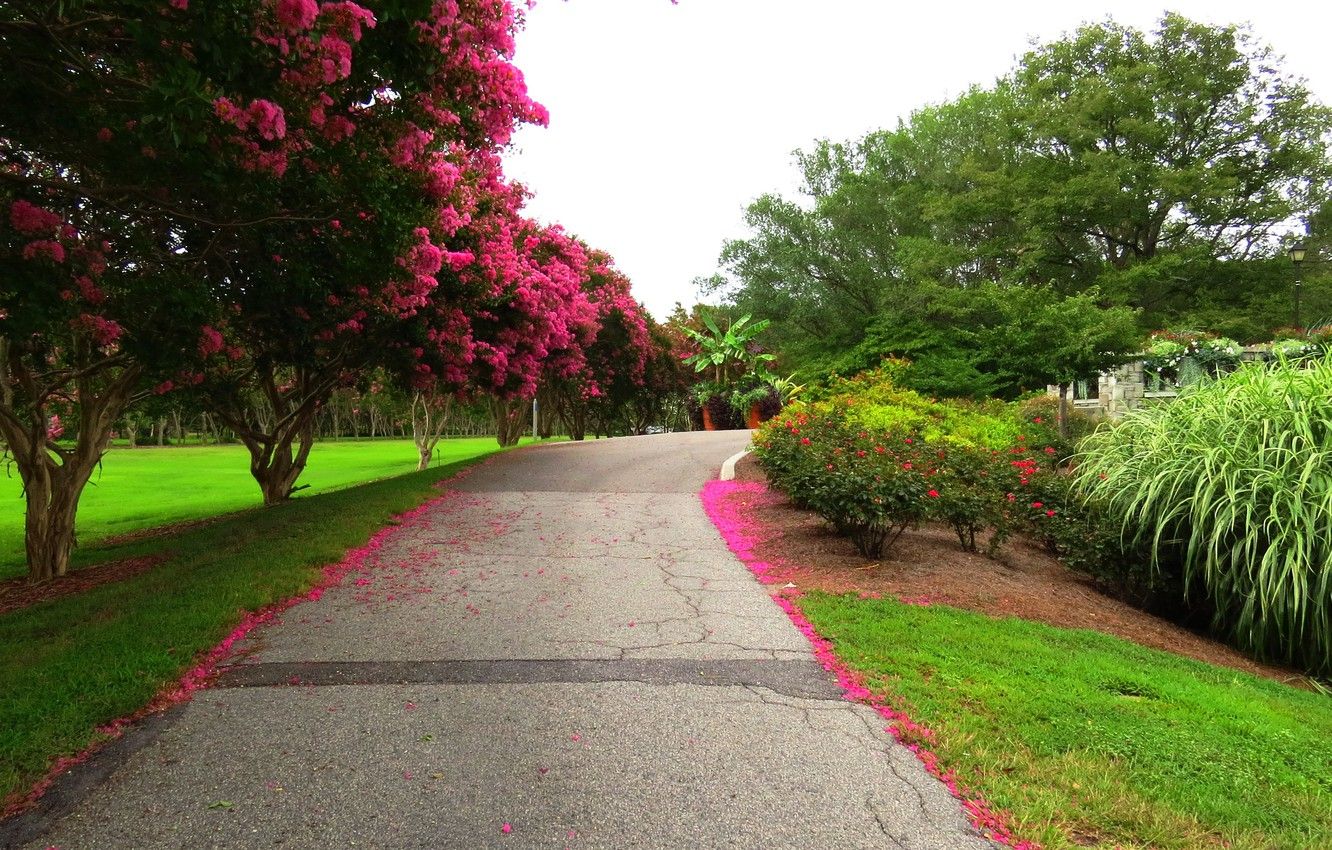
[702,479,1332,850]
[0,437,533,579]
[0,449,502,813]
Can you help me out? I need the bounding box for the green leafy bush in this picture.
[1076,355,1332,675]
[929,442,1019,554]
[754,367,1066,559]
[1020,468,1162,605]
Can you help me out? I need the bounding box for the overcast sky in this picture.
[505,1,1332,319]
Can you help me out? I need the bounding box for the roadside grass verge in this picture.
[799,592,1332,850]
[0,437,540,579]
[0,450,500,808]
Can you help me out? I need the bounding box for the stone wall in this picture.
[1048,345,1268,419]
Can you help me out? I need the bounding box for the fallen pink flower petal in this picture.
[501,822,512,834]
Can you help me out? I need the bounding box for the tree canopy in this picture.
[716,14,1332,390]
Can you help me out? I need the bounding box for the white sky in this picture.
[505,1,1332,319]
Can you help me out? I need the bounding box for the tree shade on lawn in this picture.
[0,439,521,581]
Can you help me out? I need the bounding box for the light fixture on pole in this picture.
[1288,241,1307,330]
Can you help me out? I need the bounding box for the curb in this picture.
[719,449,750,481]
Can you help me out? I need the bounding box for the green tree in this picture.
[716,14,1331,377]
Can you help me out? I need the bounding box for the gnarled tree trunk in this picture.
[0,338,141,581]
[490,396,528,447]
[411,390,453,471]
[210,362,336,506]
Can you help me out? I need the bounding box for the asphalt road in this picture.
[10,432,993,849]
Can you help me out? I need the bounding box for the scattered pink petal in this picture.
[501,822,512,834]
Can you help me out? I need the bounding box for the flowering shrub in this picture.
[754,369,1065,559]
[1018,468,1159,603]
[929,443,1019,554]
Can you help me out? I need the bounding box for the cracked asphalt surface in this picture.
[12,431,994,849]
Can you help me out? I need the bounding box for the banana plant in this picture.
[680,309,775,386]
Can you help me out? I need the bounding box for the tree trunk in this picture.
[1057,383,1070,439]
[412,391,453,471]
[536,387,558,439]
[23,458,89,581]
[210,364,333,506]
[0,341,141,581]
[491,397,528,447]
[243,414,316,506]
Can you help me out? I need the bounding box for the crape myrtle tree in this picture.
[0,193,206,580]
[0,0,317,578]
[178,0,548,504]
[541,249,653,440]
[476,220,597,447]
[0,0,548,576]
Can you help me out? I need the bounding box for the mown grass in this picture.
[799,592,1332,850]
[0,449,504,807]
[0,437,529,579]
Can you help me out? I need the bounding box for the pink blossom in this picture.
[248,99,287,140]
[22,241,65,263]
[198,326,225,357]
[10,200,63,236]
[73,314,122,346]
[275,0,319,31]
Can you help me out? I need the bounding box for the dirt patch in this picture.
[732,455,1306,687]
[0,555,169,615]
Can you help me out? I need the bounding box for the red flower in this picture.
[800,437,811,446]
[927,489,939,498]
[1046,509,1057,517]
[1031,502,1043,509]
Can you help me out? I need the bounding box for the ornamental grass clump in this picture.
[1076,356,1332,675]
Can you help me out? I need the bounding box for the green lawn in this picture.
[0,450,506,809]
[800,592,1332,850]
[1,438,533,579]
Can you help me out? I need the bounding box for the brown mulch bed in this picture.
[0,554,168,615]
[733,455,1308,687]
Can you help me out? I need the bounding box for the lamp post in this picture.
[1289,241,1307,330]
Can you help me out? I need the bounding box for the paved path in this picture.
[15,432,992,849]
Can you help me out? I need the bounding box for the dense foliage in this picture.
[0,1,672,579]
[714,14,1332,394]
[1077,357,1332,676]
